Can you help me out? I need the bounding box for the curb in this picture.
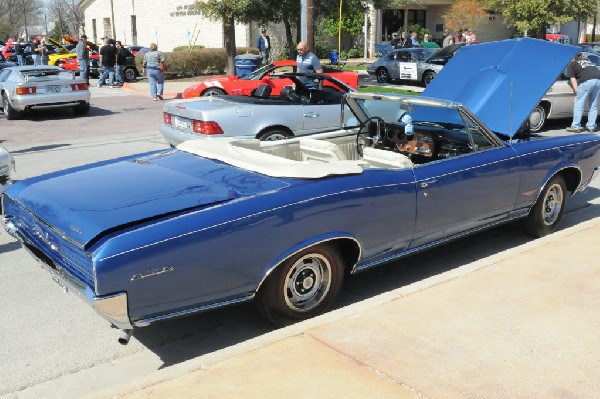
[82,214,600,399]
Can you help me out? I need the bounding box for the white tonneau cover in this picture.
[177,138,364,179]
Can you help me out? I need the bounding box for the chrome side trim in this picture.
[133,295,253,327]
[352,214,526,273]
[94,293,133,330]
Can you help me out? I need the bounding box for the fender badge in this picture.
[131,266,174,281]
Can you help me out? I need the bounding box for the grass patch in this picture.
[343,64,367,71]
[358,86,420,95]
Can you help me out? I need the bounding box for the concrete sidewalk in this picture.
[85,214,600,399]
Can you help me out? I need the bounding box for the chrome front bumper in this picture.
[2,216,133,329]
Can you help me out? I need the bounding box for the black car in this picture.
[4,43,34,65]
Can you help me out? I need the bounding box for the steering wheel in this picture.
[357,116,385,157]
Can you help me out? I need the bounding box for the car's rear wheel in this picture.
[376,67,390,83]
[258,128,292,141]
[73,102,90,115]
[422,71,437,86]
[523,175,566,237]
[124,67,137,81]
[201,88,226,96]
[255,243,344,326]
[527,104,547,133]
[2,93,20,120]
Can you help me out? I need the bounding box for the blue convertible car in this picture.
[3,39,600,344]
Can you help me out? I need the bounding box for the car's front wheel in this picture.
[422,71,437,86]
[523,175,566,237]
[527,104,547,133]
[2,93,20,120]
[376,67,390,83]
[255,243,345,326]
[201,88,226,96]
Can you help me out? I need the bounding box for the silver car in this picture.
[0,65,90,120]
[368,44,465,86]
[527,52,600,132]
[0,144,15,200]
[162,73,357,146]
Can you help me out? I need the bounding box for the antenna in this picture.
[509,81,513,143]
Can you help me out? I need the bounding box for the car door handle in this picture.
[420,179,438,188]
[304,112,319,118]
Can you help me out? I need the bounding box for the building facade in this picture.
[79,0,250,50]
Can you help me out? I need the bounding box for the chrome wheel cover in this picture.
[284,253,332,312]
[203,89,223,96]
[528,106,545,132]
[262,132,287,141]
[377,69,388,82]
[542,183,563,225]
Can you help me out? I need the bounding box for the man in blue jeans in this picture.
[566,52,600,133]
[98,38,116,88]
[76,34,90,83]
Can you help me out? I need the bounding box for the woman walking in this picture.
[142,43,166,100]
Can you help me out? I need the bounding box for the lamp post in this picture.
[22,0,29,40]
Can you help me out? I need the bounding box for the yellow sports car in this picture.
[44,37,77,66]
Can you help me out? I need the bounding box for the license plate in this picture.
[174,117,191,130]
[47,85,61,93]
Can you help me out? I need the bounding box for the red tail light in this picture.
[16,87,36,95]
[163,112,172,125]
[193,121,224,135]
[71,83,88,91]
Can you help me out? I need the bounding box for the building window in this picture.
[381,9,404,41]
[103,17,111,39]
[131,15,137,46]
[92,19,97,42]
[407,10,426,27]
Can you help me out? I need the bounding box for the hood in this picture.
[166,96,247,115]
[422,38,579,138]
[424,43,463,63]
[10,150,287,247]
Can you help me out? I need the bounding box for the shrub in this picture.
[343,47,363,59]
[135,47,260,77]
[172,45,205,52]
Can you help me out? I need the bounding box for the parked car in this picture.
[3,43,34,65]
[527,52,600,132]
[368,43,465,86]
[0,52,17,71]
[87,49,139,81]
[126,45,149,56]
[2,38,597,344]
[580,42,600,52]
[44,37,78,66]
[575,44,599,55]
[163,73,357,145]
[181,59,359,98]
[0,66,90,119]
[367,47,438,84]
[0,144,15,202]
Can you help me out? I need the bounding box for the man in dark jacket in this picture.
[98,38,117,88]
[14,38,25,65]
[114,41,131,86]
[256,29,271,65]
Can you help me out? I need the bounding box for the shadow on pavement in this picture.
[133,191,600,369]
[11,144,71,153]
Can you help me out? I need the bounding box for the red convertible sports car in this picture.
[181,60,359,98]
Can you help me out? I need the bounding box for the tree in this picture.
[195,0,254,75]
[47,0,85,38]
[0,0,44,40]
[485,0,600,38]
[444,0,486,32]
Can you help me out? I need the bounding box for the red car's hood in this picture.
[183,75,239,97]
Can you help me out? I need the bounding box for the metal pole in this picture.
[22,0,28,40]
[338,0,343,53]
[300,0,307,42]
[364,10,368,61]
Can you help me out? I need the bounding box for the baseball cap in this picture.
[81,34,87,39]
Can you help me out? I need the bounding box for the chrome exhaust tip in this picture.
[118,329,133,345]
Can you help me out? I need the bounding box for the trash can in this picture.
[234,54,263,77]
[329,50,339,66]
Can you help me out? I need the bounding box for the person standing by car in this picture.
[410,31,420,47]
[142,43,166,100]
[114,41,129,86]
[256,29,270,65]
[38,39,49,65]
[76,34,90,83]
[390,32,400,48]
[443,29,454,47]
[400,32,413,48]
[98,38,117,88]
[14,38,25,65]
[30,38,40,65]
[565,52,600,133]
